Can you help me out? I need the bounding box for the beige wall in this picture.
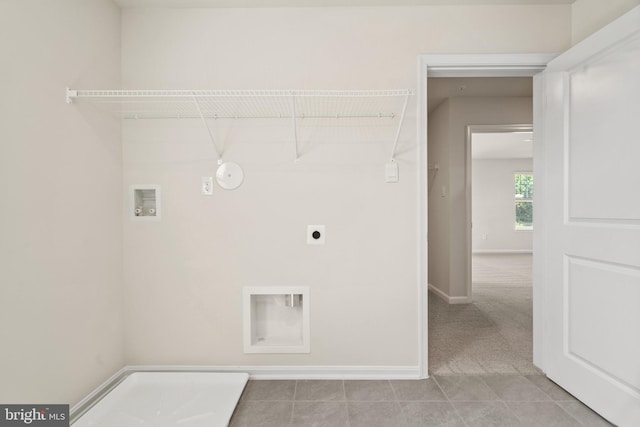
[0,0,123,405]
[427,100,452,296]
[0,1,578,404]
[428,97,533,299]
[572,0,640,44]
[121,6,569,367]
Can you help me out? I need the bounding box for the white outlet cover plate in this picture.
[202,176,213,195]
[307,225,326,245]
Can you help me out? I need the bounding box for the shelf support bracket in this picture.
[66,87,77,104]
[292,95,299,161]
[390,94,410,162]
[192,93,222,163]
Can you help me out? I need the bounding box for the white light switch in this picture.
[386,162,399,183]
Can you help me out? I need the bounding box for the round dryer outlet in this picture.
[307,225,326,245]
[216,162,244,190]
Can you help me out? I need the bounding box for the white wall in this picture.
[121,6,568,368]
[0,1,123,405]
[472,158,533,252]
[572,0,640,44]
[428,97,533,300]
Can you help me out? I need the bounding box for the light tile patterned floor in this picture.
[229,376,613,427]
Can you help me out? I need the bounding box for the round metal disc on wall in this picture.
[216,162,244,190]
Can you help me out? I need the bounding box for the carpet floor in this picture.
[428,253,539,376]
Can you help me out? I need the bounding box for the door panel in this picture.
[568,35,640,222]
[542,6,640,425]
[567,256,640,391]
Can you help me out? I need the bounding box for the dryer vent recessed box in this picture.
[243,286,310,354]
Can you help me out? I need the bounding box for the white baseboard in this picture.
[71,364,421,420]
[70,366,128,423]
[244,365,420,380]
[428,283,472,304]
[127,364,421,380]
[472,249,533,254]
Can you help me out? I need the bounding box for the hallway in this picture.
[429,254,535,375]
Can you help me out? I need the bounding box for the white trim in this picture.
[464,124,535,133]
[127,364,421,379]
[424,53,556,77]
[427,283,448,302]
[532,72,546,371]
[472,249,533,254]
[418,53,554,379]
[448,296,473,304]
[428,283,472,304]
[417,56,429,379]
[466,124,533,303]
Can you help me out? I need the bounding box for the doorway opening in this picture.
[467,125,534,298]
[426,76,539,375]
[416,53,554,378]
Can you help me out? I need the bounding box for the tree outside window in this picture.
[515,173,533,230]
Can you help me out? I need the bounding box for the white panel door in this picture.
[541,6,640,426]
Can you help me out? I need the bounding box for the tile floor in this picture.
[230,255,614,426]
[229,375,613,426]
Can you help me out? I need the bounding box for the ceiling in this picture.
[472,132,533,159]
[429,77,533,159]
[427,77,533,113]
[115,0,574,8]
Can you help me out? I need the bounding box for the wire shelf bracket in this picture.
[389,93,410,163]
[192,92,222,163]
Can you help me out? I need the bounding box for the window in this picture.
[515,173,533,230]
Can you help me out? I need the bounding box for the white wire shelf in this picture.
[66,89,413,120]
[66,88,414,161]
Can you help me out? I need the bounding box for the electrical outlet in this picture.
[202,176,213,195]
